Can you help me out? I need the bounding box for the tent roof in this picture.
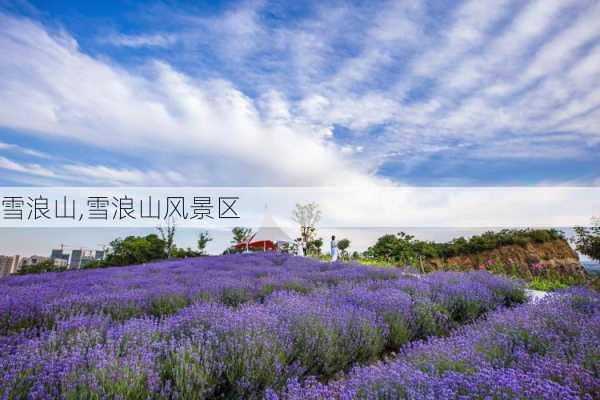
[250,207,292,243]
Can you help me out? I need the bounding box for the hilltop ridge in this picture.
[424,238,587,281]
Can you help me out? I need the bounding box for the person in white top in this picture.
[297,238,306,257]
[330,235,338,262]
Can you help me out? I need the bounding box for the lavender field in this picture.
[0,254,597,399]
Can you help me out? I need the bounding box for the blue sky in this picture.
[0,0,599,257]
[0,0,599,187]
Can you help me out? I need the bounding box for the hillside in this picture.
[423,238,587,280]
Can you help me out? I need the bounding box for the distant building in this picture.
[69,249,83,269]
[69,249,99,269]
[21,255,50,267]
[95,250,105,260]
[0,255,20,277]
[15,256,50,272]
[50,248,70,265]
[53,258,69,268]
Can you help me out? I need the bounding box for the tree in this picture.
[18,259,65,275]
[81,260,105,269]
[573,216,600,262]
[157,218,177,258]
[231,227,254,244]
[337,238,351,260]
[308,237,323,256]
[104,234,167,266]
[171,247,200,258]
[292,202,321,246]
[366,232,418,265]
[279,241,298,254]
[197,231,212,255]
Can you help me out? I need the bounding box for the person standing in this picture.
[297,238,305,257]
[330,235,338,262]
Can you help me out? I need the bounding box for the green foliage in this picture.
[197,231,212,254]
[17,259,66,275]
[528,277,569,292]
[288,317,383,378]
[104,234,167,266]
[148,294,189,317]
[220,288,253,307]
[383,313,412,349]
[591,277,600,292]
[337,238,351,259]
[278,241,298,254]
[365,229,565,263]
[171,247,203,258]
[81,260,105,269]
[364,232,419,265]
[308,238,323,256]
[157,218,177,258]
[159,346,218,400]
[413,301,451,339]
[573,218,600,262]
[231,227,254,244]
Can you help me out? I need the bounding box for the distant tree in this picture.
[231,227,254,244]
[366,232,417,265]
[18,259,65,275]
[365,229,565,263]
[104,234,167,266]
[157,218,177,258]
[337,238,351,260]
[292,202,321,246]
[197,231,212,255]
[573,216,600,262]
[81,259,106,269]
[171,247,200,258]
[308,237,323,256]
[279,241,298,254]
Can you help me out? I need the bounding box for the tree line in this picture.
[363,228,567,265]
[14,211,600,275]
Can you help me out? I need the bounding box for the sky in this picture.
[0,0,599,255]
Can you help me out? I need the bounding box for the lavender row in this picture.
[270,288,600,400]
[0,254,398,333]
[0,254,522,334]
[0,260,524,399]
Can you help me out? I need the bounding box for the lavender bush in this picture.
[271,288,600,399]
[0,254,526,399]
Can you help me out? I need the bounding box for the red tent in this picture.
[233,206,291,252]
[233,240,276,251]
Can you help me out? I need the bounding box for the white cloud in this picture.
[101,33,177,48]
[1,0,598,188]
[0,156,56,178]
[0,141,52,159]
[61,165,189,185]
[0,154,192,185]
[0,14,387,187]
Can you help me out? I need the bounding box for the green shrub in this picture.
[148,294,189,317]
[364,229,564,263]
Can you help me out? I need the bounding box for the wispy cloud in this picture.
[0,156,56,178]
[0,13,385,186]
[0,0,598,186]
[101,33,177,48]
[0,141,52,159]
[0,154,191,186]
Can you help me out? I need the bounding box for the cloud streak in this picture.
[101,33,177,48]
[0,13,386,186]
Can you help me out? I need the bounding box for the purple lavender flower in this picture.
[0,254,530,399]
